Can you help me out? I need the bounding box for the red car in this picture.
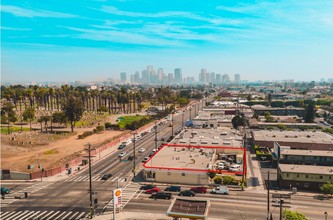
[190,187,207,193]
[145,187,161,194]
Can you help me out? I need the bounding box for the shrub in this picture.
[213,176,223,184]
[94,125,104,133]
[222,176,235,185]
[78,131,94,139]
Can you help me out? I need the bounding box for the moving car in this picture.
[127,155,137,161]
[118,141,131,150]
[164,186,181,192]
[118,152,127,157]
[178,190,195,197]
[145,187,160,194]
[1,187,10,195]
[138,148,145,153]
[211,186,229,195]
[151,192,172,200]
[190,187,207,193]
[101,174,112,180]
[142,157,150,163]
[140,184,156,190]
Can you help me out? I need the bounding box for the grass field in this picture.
[117,115,150,129]
[1,126,30,134]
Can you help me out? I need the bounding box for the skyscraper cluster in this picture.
[199,69,240,84]
[121,66,185,85]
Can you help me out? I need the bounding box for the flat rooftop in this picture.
[252,130,333,144]
[281,149,333,157]
[176,128,243,147]
[144,145,214,170]
[166,198,210,220]
[279,164,333,175]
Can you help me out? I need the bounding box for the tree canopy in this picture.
[62,96,85,132]
[320,182,333,197]
[283,210,308,220]
[232,115,247,129]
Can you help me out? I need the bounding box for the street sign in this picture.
[113,188,122,208]
[272,194,291,199]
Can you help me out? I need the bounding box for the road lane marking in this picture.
[68,211,80,220]
[30,210,47,220]
[25,211,40,219]
[1,211,15,218]
[11,211,31,220]
[38,210,54,219]
[74,212,86,219]
[59,211,73,220]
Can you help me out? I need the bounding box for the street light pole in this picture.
[267,171,270,220]
[171,111,174,137]
[279,199,284,220]
[189,107,192,121]
[324,211,328,220]
[131,131,138,178]
[85,143,94,218]
[182,111,184,129]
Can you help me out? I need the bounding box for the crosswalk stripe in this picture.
[46,210,60,220]
[5,211,22,220]
[110,177,118,182]
[68,211,80,220]
[0,211,10,218]
[59,211,72,220]
[74,212,86,219]
[92,176,100,181]
[11,211,31,220]
[1,211,17,218]
[26,211,40,219]
[38,210,54,219]
[53,211,67,219]
[32,210,48,219]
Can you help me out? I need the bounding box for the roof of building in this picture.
[166,198,210,219]
[176,127,243,147]
[252,105,304,110]
[281,149,333,157]
[144,144,214,170]
[252,130,333,144]
[279,164,333,175]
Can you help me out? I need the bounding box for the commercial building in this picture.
[277,164,333,191]
[251,105,305,118]
[120,72,127,82]
[174,68,182,84]
[234,74,240,83]
[252,130,333,150]
[143,127,246,185]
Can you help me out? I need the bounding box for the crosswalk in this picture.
[102,182,140,214]
[0,210,88,220]
[65,173,126,182]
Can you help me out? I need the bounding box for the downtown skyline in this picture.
[1,0,333,83]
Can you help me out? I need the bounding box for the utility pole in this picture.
[131,131,138,178]
[182,111,184,129]
[189,107,192,121]
[279,199,284,220]
[267,171,270,220]
[171,111,174,137]
[154,121,158,151]
[85,143,94,219]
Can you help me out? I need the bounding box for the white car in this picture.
[118,152,127,157]
[211,186,229,195]
[138,148,145,153]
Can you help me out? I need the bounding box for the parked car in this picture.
[149,151,155,157]
[118,152,127,157]
[166,136,173,142]
[138,148,145,153]
[178,190,195,197]
[165,186,181,192]
[229,164,241,172]
[145,187,160,194]
[1,187,10,195]
[140,184,156,190]
[142,157,150,163]
[101,174,112,180]
[211,186,229,195]
[217,164,224,170]
[161,137,165,141]
[150,192,172,200]
[190,187,207,193]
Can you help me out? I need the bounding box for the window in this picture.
[304,183,309,187]
[319,176,323,179]
[286,174,289,177]
[167,172,171,176]
[305,175,309,178]
[182,173,185,176]
[296,174,300,178]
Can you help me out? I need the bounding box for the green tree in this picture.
[213,176,222,184]
[283,209,308,220]
[52,112,68,126]
[231,115,247,129]
[1,102,17,134]
[304,102,316,123]
[62,96,85,132]
[23,107,35,131]
[320,182,333,197]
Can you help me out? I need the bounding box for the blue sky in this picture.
[1,0,333,83]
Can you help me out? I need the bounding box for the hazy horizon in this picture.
[2,0,333,83]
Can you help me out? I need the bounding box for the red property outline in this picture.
[143,143,247,176]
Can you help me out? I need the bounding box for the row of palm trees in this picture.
[0,85,191,117]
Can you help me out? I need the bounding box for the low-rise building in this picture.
[252,130,333,150]
[277,164,333,191]
[252,105,305,118]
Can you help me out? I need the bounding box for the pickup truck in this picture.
[150,192,172,200]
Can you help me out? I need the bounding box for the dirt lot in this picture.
[1,127,128,173]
